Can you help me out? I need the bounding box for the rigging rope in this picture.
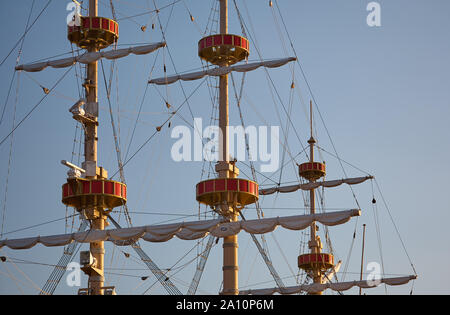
[374,178,417,276]
[100,59,133,227]
[1,72,20,239]
[110,78,207,179]
[0,0,52,68]
[0,5,35,237]
[0,66,74,148]
[228,70,286,289]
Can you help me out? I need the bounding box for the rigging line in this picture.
[341,215,360,282]
[100,59,132,227]
[319,189,336,258]
[70,44,82,100]
[232,0,247,37]
[109,0,118,21]
[315,144,373,176]
[374,178,417,276]
[240,273,299,290]
[0,262,26,294]
[0,71,16,128]
[181,0,202,35]
[112,245,149,269]
[0,65,74,148]
[6,256,84,269]
[1,71,20,238]
[271,231,296,279]
[26,48,83,64]
[40,220,86,295]
[197,77,216,183]
[277,78,295,185]
[0,214,79,237]
[0,0,52,68]
[115,0,183,21]
[236,161,278,185]
[256,147,308,186]
[116,206,215,216]
[269,0,289,57]
[371,188,387,295]
[240,1,308,158]
[0,0,36,127]
[110,77,207,179]
[168,239,211,275]
[229,73,299,184]
[44,220,94,293]
[122,33,162,162]
[202,0,214,36]
[141,239,217,295]
[96,1,143,28]
[114,56,122,165]
[152,0,195,122]
[36,222,102,295]
[208,0,220,35]
[2,254,48,295]
[272,0,361,212]
[230,68,291,287]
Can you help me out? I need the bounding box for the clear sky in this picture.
[0,0,449,295]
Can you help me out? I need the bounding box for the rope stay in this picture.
[40,220,88,295]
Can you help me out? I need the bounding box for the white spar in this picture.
[0,209,360,250]
[259,176,374,196]
[238,275,417,295]
[148,57,297,85]
[15,42,166,72]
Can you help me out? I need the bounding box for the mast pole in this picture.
[84,0,105,295]
[307,100,322,294]
[217,0,239,296]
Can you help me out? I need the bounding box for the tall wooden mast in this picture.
[65,0,124,295]
[196,0,255,295]
[217,0,239,296]
[297,101,334,295]
[84,0,104,295]
[307,101,322,292]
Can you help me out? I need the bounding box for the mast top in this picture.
[68,0,118,50]
[198,0,249,66]
[308,100,316,144]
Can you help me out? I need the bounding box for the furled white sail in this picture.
[15,42,166,72]
[0,209,360,250]
[259,176,374,196]
[239,275,417,295]
[148,57,297,85]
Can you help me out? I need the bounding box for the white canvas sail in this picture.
[15,42,166,72]
[0,209,360,250]
[238,275,417,295]
[148,57,297,85]
[259,176,374,196]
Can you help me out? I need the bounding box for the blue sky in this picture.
[0,0,449,295]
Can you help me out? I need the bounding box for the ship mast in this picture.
[296,101,334,295]
[307,101,322,292]
[196,0,255,295]
[65,0,125,295]
[84,0,103,295]
[217,0,239,296]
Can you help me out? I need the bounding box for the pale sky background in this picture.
[0,0,449,295]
